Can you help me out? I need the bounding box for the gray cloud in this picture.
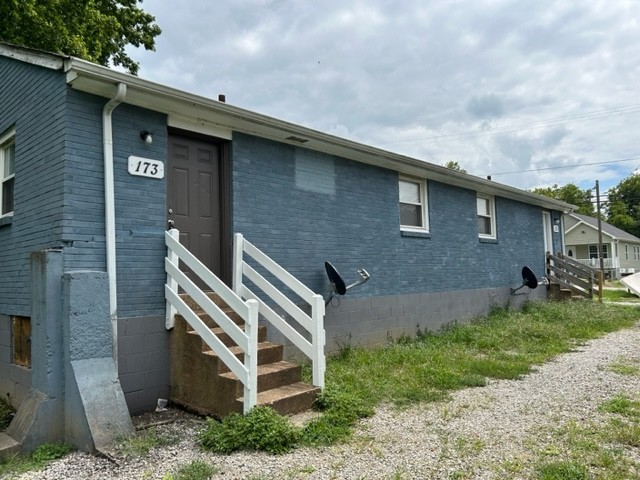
[466,94,506,119]
[132,0,640,192]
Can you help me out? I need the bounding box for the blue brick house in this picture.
[0,43,572,451]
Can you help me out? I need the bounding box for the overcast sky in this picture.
[130,0,640,194]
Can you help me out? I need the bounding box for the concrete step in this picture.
[178,292,246,325]
[203,342,284,372]
[0,432,20,458]
[172,291,317,418]
[219,360,303,395]
[177,309,245,329]
[187,325,267,348]
[237,382,320,416]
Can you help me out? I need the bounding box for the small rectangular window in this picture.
[477,194,496,239]
[0,129,16,217]
[399,177,428,231]
[625,245,629,261]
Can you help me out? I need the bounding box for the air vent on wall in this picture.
[285,135,309,144]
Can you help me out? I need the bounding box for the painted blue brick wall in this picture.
[0,60,168,319]
[64,90,168,318]
[0,57,67,315]
[232,133,556,298]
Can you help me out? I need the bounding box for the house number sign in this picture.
[128,156,164,179]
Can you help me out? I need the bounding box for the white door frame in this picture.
[542,211,553,256]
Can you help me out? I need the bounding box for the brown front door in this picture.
[167,133,223,287]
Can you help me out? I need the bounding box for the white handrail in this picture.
[165,229,258,413]
[233,233,325,389]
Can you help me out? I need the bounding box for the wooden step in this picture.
[172,291,318,418]
[180,292,227,310]
[236,383,320,416]
[219,360,302,394]
[203,342,284,372]
[177,310,245,329]
[187,325,267,348]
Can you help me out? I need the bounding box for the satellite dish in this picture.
[325,262,346,295]
[511,266,538,294]
[325,262,371,306]
[522,266,538,289]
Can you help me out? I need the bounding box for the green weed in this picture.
[599,394,640,419]
[117,427,174,457]
[301,389,374,446]
[198,406,300,454]
[0,443,72,476]
[0,398,14,430]
[607,359,640,376]
[163,460,219,480]
[601,289,640,302]
[535,461,589,480]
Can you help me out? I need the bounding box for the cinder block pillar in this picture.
[8,253,133,454]
[8,250,65,451]
[62,271,133,453]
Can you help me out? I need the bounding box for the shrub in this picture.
[198,406,300,454]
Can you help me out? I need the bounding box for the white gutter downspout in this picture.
[103,82,127,367]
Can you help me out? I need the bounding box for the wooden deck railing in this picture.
[546,251,597,300]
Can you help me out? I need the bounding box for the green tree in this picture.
[0,0,161,75]
[607,174,640,237]
[443,161,467,173]
[531,183,595,216]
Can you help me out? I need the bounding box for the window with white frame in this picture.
[635,245,640,261]
[477,193,496,239]
[589,244,608,259]
[399,176,428,231]
[0,129,15,217]
[625,245,629,261]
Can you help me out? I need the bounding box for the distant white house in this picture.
[564,213,640,278]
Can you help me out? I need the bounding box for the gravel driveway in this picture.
[15,322,640,480]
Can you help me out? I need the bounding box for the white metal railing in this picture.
[165,229,259,413]
[574,257,617,269]
[232,233,326,389]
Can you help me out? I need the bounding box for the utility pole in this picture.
[595,180,604,303]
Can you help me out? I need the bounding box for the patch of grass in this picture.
[531,400,640,480]
[163,460,219,480]
[205,301,639,456]
[117,427,174,457]
[601,289,640,302]
[606,358,640,376]
[599,394,640,419]
[301,389,374,446]
[453,435,485,457]
[0,443,72,477]
[535,461,589,480]
[0,398,14,430]
[325,301,638,410]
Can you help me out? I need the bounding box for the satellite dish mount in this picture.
[511,266,539,295]
[325,262,370,306]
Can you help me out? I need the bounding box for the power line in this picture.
[381,103,640,147]
[488,156,640,177]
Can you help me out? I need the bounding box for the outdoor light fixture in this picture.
[140,130,153,144]
[554,217,560,225]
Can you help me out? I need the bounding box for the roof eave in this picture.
[64,57,574,213]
